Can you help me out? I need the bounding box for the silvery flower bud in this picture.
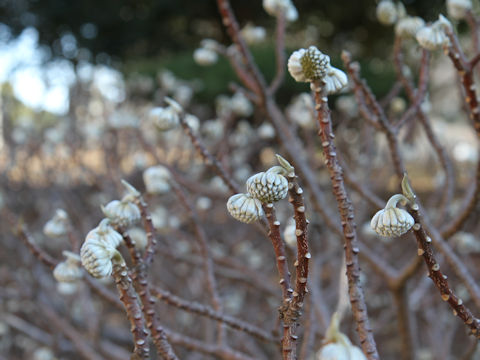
[227,193,265,223]
[263,0,298,22]
[230,92,253,117]
[43,209,69,238]
[53,251,83,283]
[447,0,472,20]
[246,166,288,203]
[80,237,118,278]
[416,16,452,51]
[284,218,297,249]
[57,281,79,295]
[143,165,171,194]
[323,66,348,95]
[193,48,218,66]
[316,312,367,360]
[149,106,179,131]
[316,343,366,360]
[86,219,123,248]
[370,194,414,237]
[395,16,425,38]
[102,195,141,228]
[288,46,331,83]
[376,0,397,26]
[241,24,266,44]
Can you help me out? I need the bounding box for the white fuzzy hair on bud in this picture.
[395,16,425,38]
[416,15,452,51]
[227,193,264,223]
[263,0,298,22]
[102,194,141,228]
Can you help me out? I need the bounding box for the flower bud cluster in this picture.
[43,209,69,238]
[288,46,348,94]
[227,156,292,223]
[143,165,171,194]
[416,15,452,51]
[370,194,414,237]
[80,219,123,278]
[193,39,220,66]
[262,0,298,22]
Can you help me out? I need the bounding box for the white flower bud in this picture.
[416,16,452,51]
[194,48,218,66]
[241,24,266,44]
[53,251,83,283]
[200,39,221,52]
[57,281,79,295]
[324,66,348,95]
[143,165,171,194]
[317,343,367,360]
[288,46,331,83]
[230,92,253,117]
[80,236,118,278]
[263,0,298,22]
[284,218,297,249]
[376,0,397,26]
[127,227,148,250]
[258,122,276,139]
[102,196,141,228]
[395,16,425,38]
[149,106,179,131]
[447,0,472,20]
[370,194,414,237]
[316,312,367,360]
[227,193,264,223]
[246,166,288,203]
[43,209,69,238]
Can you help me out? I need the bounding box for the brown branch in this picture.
[178,111,240,195]
[164,327,256,360]
[16,223,58,270]
[216,0,268,99]
[279,172,310,360]
[393,37,455,223]
[408,202,480,337]
[312,80,379,359]
[122,232,180,360]
[151,287,279,343]
[112,258,150,359]
[342,51,404,180]
[40,302,105,360]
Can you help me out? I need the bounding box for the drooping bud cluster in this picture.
[316,312,367,360]
[370,194,414,237]
[288,46,348,94]
[53,251,83,283]
[80,219,123,278]
[143,165,171,194]
[263,0,298,22]
[241,23,266,44]
[395,16,425,38]
[227,193,265,223]
[43,209,69,238]
[193,39,220,66]
[376,0,406,26]
[447,0,472,21]
[227,155,293,224]
[416,15,452,51]
[102,194,141,229]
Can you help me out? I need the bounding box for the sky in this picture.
[0,25,125,115]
